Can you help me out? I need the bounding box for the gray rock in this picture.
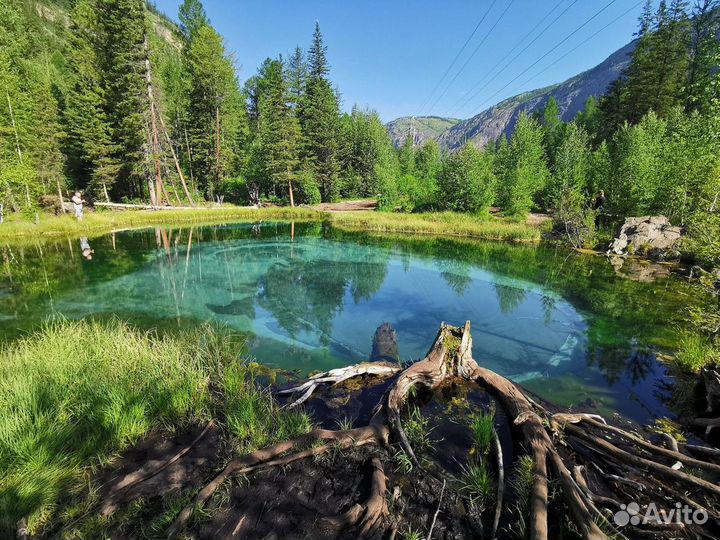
[607,216,683,257]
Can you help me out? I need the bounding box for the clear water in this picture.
[0,222,702,422]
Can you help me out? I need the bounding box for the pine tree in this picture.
[286,46,307,108]
[185,23,246,198]
[299,22,341,201]
[540,96,564,169]
[686,0,720,112]
[98,0,148,199]
[178,0,209,42]
[64,0,119,195]
[257,58,301,204]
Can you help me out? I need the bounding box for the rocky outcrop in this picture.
[385,116,460,148]
[607,216,683,257]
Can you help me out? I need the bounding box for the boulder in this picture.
[607,216,683,257]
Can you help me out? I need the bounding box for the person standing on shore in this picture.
[71,191,85,220]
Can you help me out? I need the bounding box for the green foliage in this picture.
[437,143,496,214]
[257,58,302,203]
[470,411,494,454]
[185,23,247,198]
[178,0,208,42]
[299,23,342,202]
[496,113,550,217]
[340,107,399,199]
[404,406,433,450]
[0,319,312,536]
[459,458,493,503]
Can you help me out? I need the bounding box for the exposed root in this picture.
[126,320,719,540]
[276,362,400,408]
[101,420,215,515]
[166,425,389,538]
[319,457,389,536]
[490,429,504,540]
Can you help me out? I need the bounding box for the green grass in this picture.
[673,332,719,372]
[0,206,320,242]
[0,319,308,536]
[459,458,493,502]
[327,211,542,242]
[0,207,542,244]
[470,411,495,454]
[404,406,433,451]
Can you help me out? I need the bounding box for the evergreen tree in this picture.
[539,96,564,169]
[299,23,341,201]
[185,23,246,198]
[257,58,301,204]
[178,0,209,42]
[286,46,307,108]
[98,0,148,199]
[686,0,720,112]
[340,107,398,198]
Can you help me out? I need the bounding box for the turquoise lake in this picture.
[0,221,702,422]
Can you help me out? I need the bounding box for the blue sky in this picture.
[152,0,647,122]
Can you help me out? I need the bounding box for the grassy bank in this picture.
[0,206,542,244]
[0,206,320,241]
[0,320,310,536]
[327,211,543,242]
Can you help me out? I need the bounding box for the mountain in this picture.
[385,116,461,147]
[438,41,636,150]
[386,39,637,150]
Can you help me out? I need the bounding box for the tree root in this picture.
[166,425,389,538]
[276,362,401,408]
[146,321,720,540]
[100,420,215,516]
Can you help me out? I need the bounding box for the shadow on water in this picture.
[0,221,709,423]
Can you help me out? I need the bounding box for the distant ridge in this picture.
[387,39,637,149]
[385,116,461,148]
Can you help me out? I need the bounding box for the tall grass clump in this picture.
[0,319,276,535]
[470,411,495,454]
[223,362,311,453]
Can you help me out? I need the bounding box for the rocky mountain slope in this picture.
[386,40,637,149]
[385,116,460,147]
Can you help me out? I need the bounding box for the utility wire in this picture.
[416,0,499,115]
[425,0,515,116]
[451,0,579,117]
[505,0,646,98]
[468,0,621,117]
[446,0,568,115]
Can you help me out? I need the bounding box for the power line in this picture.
[416,0,499,115]
[450,0,579,117]
[505,0,646,98]
[468,0,621,117]
[424,0,515,116]
[446,0,568,115]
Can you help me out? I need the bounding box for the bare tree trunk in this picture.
[144,34,164,206]
[288,175,295,208]
[158,113,195,206]
[215,105,221,193]
[57,179,66,213]
[6,90,23,163]
[183,127,196,195]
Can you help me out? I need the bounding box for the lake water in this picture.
[0,221,701,422]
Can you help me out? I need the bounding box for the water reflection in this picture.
[0,222,708,422]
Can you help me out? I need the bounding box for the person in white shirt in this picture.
[71,191,85,220]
